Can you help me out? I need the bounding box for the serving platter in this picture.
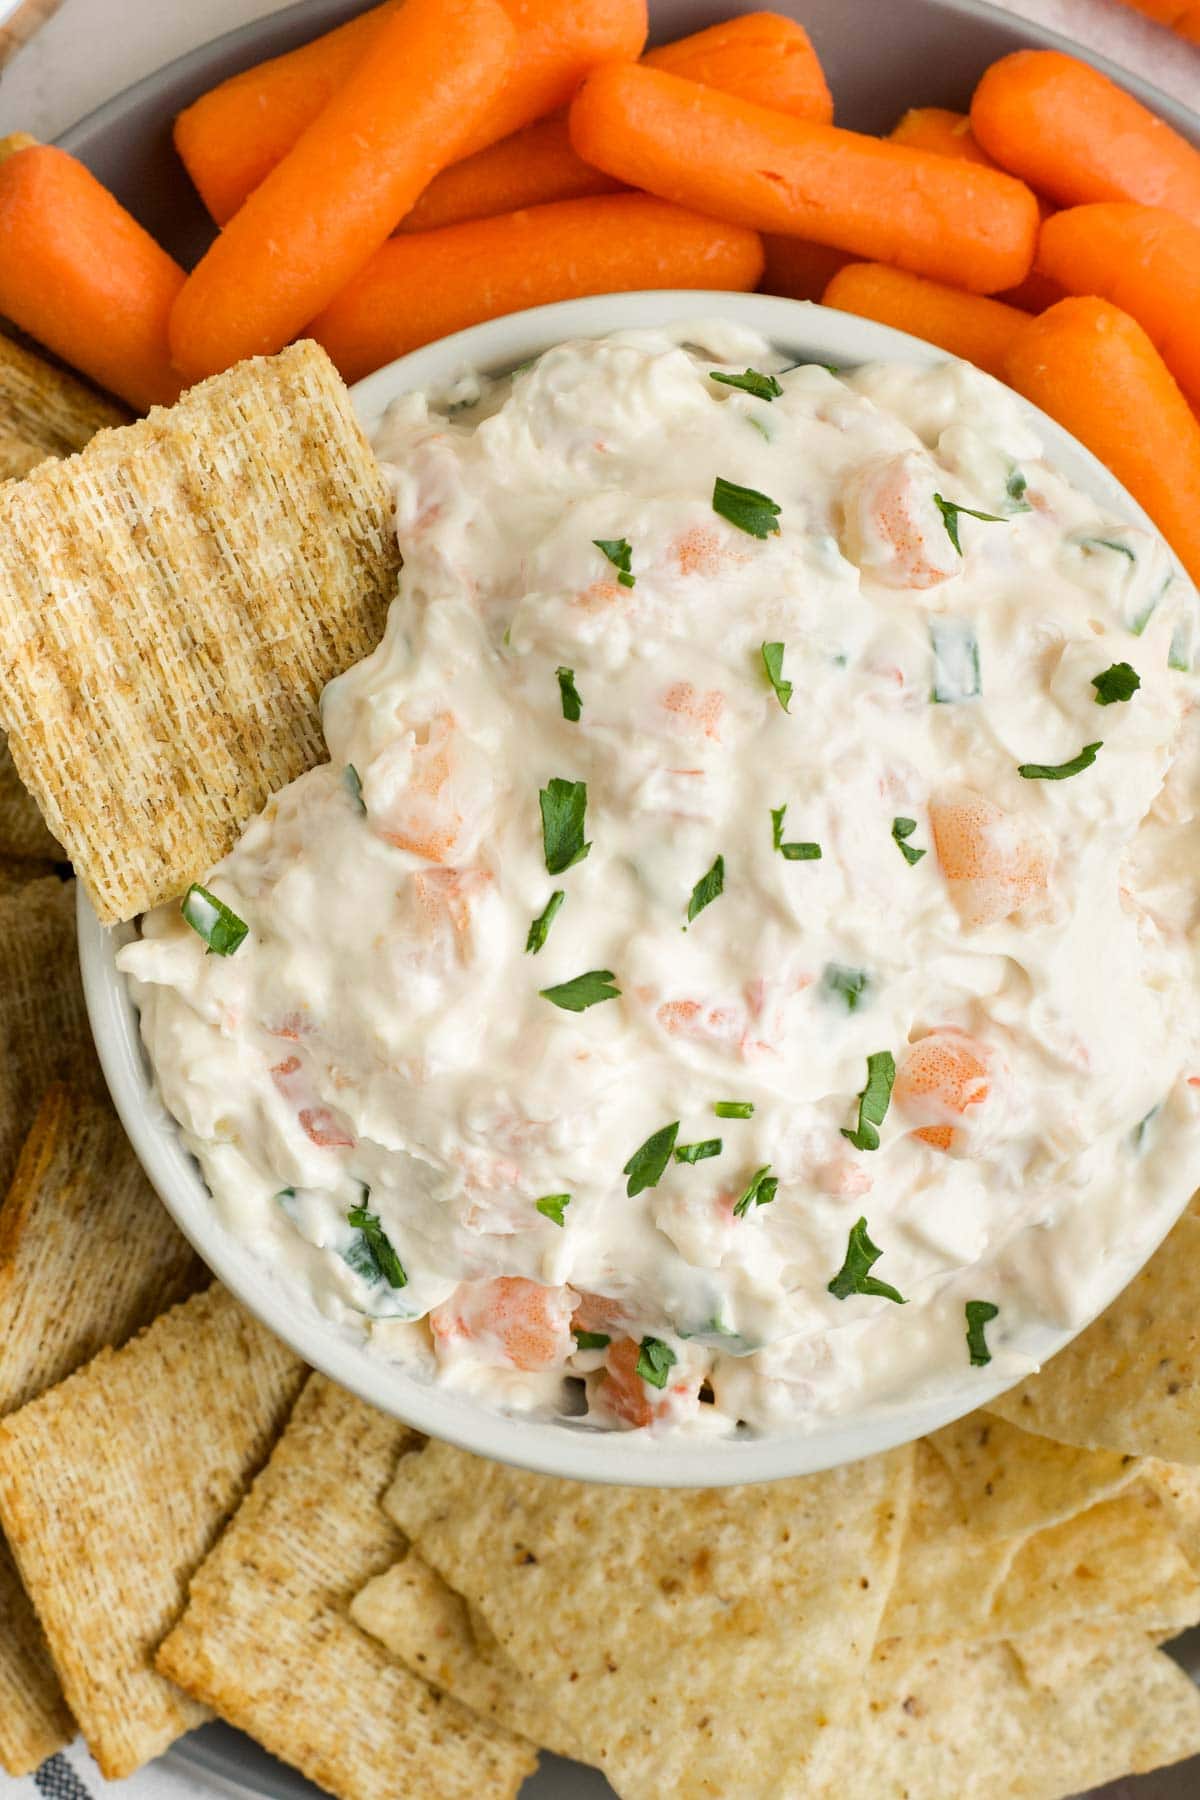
[54,0,1200,1795]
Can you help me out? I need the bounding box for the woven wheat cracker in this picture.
[0,334,128,479]
[0,1533,73,1776]
[158,1375,535,1800]
[0,1285,306,1777]
[0,340,397,922]
[0,1082,205,1414]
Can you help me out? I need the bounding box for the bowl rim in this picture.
[79,288,1193,1487]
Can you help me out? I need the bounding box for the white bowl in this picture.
[78,290,1192,1487]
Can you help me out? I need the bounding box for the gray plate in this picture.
[54,3,1200,1795]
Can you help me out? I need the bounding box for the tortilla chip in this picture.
[158,1375,536,1800]
[0,339,398,924]
[989,1209,1200,1463]
[803,1628,1200,1797]
[385,1437,914,1800]
[0,739,59,861]
[880,1441,1023,1640]
[352,1552,579,1761]
[0,1284,306,1777]
[0,876,100,1199]
[922,1409,1140,1539]
[0,1533,73,1777]
[0,334,128,474]
[0,1082,206,1414]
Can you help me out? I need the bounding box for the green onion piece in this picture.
[686,854,725,924]
[761,641,792,711]
[714,1101,754,1119]
[822,963,869,1012]
[965,1299,999,1366]
[623,1122,680,1197]
[827,1217,906,1304]
[636,1336,677,1388]
[1017,741,1102,781]
[733,1163,778,1218]
[674,1138,722,1164]
[1091,662,1140,706]
[525,889,565,955]
[1080,535,1136,562]
[781,841,821,861]
[932,492,1005,555]
[840,1050,896,1153]
[930,616,982,702]
[346,1204,407,1289]
[709,367,783,401]
[556,665,583,721]
[539,969,621,1012]
[713,476,781,539]
[771,803,787,849]
[535,1193,571,1227]
[539,777,590,874]
[181,884,248,957]
[573,1328,611,1350]
[1005,468,1032,514]
[344,765,366,812]
[593,537,635,588]
[891,816,927,865]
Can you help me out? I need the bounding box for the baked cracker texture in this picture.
[0,1532,73,1776]
[0,339,398,924]
[158,1374,537,1800]
[0,332,129,480]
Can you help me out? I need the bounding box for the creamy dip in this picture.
[120,321,1200,1436]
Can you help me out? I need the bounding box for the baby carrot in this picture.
[1003,297,1200,584]
[888,106,997,167]
[309,195,764,384]
[971,50,1200,228]
[569,64,1038,293]
[169,0,517,381]
[644,12,832,123]
[823,263,1027,380]
[175,0,648,226]
[760,235,850,302]
[403,10,832,236]
[1036,204,1200,408]
[1180,8,1200,41]
[0,144,183,410]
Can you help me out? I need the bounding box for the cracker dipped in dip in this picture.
[120,321,1200,1437]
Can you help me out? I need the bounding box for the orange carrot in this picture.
[1108,0,1190,21]
[1036,204,1200,408]
[971,50,1200,228]
[402,10,832,236]
[0,144,183,410]
[888,106,997,167]
[169,0,517,381]
[760,235,850,302]
[175,0,648,226]
[1003,297,1200,584]
[1180,8,1200,41]
[569,64,1038,294]
[309,195,764,385]
[644,12,832,123]
[823,263,1027,380]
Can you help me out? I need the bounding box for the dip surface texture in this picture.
[120,323,1200,1436]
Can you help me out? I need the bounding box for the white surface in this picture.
[78,286,1195,1489]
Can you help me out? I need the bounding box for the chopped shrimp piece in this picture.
[368,712,492,864]
[298,1106,355,1149]
[673,526,726,578]
[814,1152,873,1197]
[572,1291,631,1335]
[840,451,962,591]
[430,1277,577,1372]
[894,1029,992,1152]
[598,1337,700,1429]
[574,578,627,613]
[930,795,1050,928]
[662,681,724,743]
[412,868,492,948]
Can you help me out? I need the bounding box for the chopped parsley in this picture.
[344,764,366,812]
[573,1328,611,1350]
[556,665,583,721]
[932,492,1005,555]
[965,1299,999,1366]
[713,475,781,539]
[891,816,927,865]
[674,1138,722,1164]
[840,1050,896,1152]
[1005,468,1032,514]
[539,777,590,874]
[709,367,783,401]
[346,1204,407,1289]
[636,1336,677,1388]
[771,801,820,859]
[733,1163,778,1218]
[686,854,725,924]
[525,889,565,955]
[623,1121,680,1196]
[822,963,870,1012]
[827,1218,906,1304]
[714,1100,754,1119]
[539,969,620,1012]
[181,884,248,956]
[761,641,792,711]
[593,537,635,588]
[1092,662,1140,706]
[535,1193,571,1227]
[1017,741,1102,781]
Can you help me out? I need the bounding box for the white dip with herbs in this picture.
[120,320,1200,1436]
